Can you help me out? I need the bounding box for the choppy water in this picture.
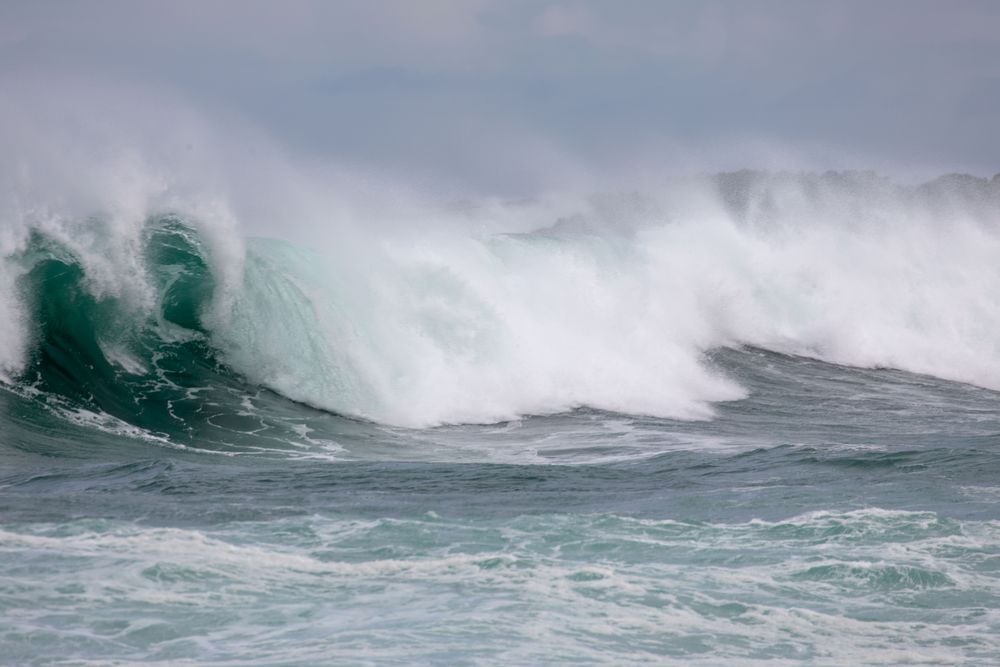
[2,172,1000,665]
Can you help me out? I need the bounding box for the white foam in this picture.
[4,512,998,666]
[203,179,1000,426]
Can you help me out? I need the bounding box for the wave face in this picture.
[3,171,1000,432]
[6,218,232,440]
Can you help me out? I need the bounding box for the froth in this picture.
[206,174,1000,426]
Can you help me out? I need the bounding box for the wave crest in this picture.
[3,172,1000,433]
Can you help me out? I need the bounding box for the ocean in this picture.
[1,171,999,665]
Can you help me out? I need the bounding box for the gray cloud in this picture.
[1,1,998,192]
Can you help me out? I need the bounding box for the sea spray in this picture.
[4,172,1000,428]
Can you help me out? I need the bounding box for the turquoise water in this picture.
[3,177,1000,665]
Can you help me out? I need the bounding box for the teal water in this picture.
[2,198,1000,665]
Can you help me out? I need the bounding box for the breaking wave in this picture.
[3,171,1000,432]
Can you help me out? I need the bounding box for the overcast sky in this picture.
[2,1,999,192]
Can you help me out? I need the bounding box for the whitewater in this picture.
[2,164,1000,665]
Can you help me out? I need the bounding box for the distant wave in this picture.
[2,171,1000,431]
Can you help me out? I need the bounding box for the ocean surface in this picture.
[2,172,1000,665]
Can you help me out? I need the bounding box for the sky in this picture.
[1,1,999,193]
